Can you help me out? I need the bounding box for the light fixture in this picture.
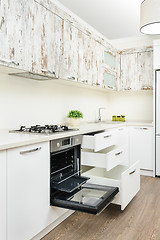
[140,0,160,34]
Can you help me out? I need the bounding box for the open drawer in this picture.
[82,144,128,171]
[82,161,140,210]
[82,129,116,152]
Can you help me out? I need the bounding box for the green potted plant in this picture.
[67,110,83,127]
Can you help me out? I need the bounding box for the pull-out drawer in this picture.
[82,145,128,171]
[82,130,116,152]
[82,161,140,210]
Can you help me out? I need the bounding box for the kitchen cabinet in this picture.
[120,53,138,91]
[0,151,6,240]
[77,31,103,86]
[83,162,140,211]
[0,0,30,70]
[137,51,153,90]
[129,126,153,170]
[82,127,139,210]
[103,70,116,90]
[6,142,68,240]
[119,50,153,91]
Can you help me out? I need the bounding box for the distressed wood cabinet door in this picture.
[77,31,103,86]
[120,53,138,91]
[0,0,32,70]
[30,1,57,77]
[59,20,78,81]
[137,51,153,90]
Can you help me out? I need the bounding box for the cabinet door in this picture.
[104,51,116,70]
[129,127,153,170]
[103,70,116,90]
[0,151,6,240]
[59,20,78,81]
[7,142,67,240]
[31,2,57,77]
[120,53,138,91]
[0,0,31,70]
[137,51,153,90]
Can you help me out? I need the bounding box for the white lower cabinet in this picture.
[82,127,140,210]
[83,161,140,210]
[129,126,153,170]
[7,142,67,240]
[0,151,6,240]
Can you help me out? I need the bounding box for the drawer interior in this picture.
[85,165,131,181]
[82,145,116,154]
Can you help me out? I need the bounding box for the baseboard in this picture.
[31,210,74,240]
[140,169,153,177]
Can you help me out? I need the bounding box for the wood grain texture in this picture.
[42,176,160,240]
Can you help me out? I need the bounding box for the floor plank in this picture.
[42,176,160,240]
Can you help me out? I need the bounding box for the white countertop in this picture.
[0,121,153,151]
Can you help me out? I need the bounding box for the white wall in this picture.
[0,73,109,130]
[0,72,153,130]
[107,91,153,122]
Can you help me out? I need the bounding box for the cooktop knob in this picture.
[57,142,60,148]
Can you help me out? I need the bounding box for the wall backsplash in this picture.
[0,73,153,130]
[0,73,109,129]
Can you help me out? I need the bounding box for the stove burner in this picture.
[10,125,77,134]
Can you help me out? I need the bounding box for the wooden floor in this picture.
[42,176,160,240]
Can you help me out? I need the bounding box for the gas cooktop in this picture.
[10,125,78,134]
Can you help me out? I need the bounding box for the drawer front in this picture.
[94,130,116,152]
[82,145,128,171]
[83,162,140,210]
[82,130,116,152]
[121,161,140,210]
[106,145,128,171]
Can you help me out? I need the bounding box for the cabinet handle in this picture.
[134,127,148,130]
[104,135,112,138]
[107,85,113,89]
[94,83,100,86]
[41,69,55,75]
[0,57,19,66]
[129,169,136,175]
[20,147,41,155]
[68,76,75,80]
[118,128,124,131]
[82,80,88,83]
[115,151,123,156]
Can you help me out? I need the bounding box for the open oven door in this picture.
[50,176,119,215]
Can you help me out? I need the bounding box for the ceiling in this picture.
[57,0,143,40]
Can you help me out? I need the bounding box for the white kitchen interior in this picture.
[0,0,160,239]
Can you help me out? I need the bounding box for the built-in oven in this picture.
[50,135,119,215]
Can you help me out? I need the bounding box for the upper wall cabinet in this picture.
[0,0,28,70]
[119,49,153,91]
[120,53,138,91]
[77,31,103,86]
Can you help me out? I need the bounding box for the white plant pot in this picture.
[70,118,80,127]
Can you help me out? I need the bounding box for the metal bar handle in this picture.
[104,135,112,138]
[134,127,148,130]
[68,76,76,80]
[41,69,55,75]
[107,85,113,89]
[115,151,123,156]
[20,147,41,155]
[0,57,19,66]
[129,169,136,175]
